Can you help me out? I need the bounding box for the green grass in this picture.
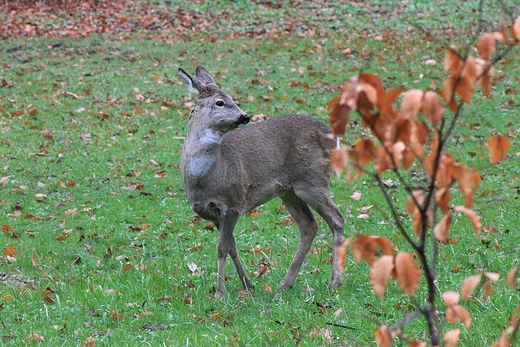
[1,1,519,346]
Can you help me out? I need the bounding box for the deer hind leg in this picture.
[216,210,253,298]
[295,188,345,289]
[279,191,319,289]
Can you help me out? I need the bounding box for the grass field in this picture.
[1,1,519,346]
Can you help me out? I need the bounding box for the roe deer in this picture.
[178,66,345,298]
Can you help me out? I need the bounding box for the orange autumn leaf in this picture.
[445,48,463,74]
[375,325,392,347]
[453,206,481,237]
[380,87,406,115]
[330,103,351,136]
[336,239,350,272]
[444,329,461,347]
[110,310,124,322]
[359,73,385,109]
[327,96,340,111]
[394,252,421,296]
[453,305,472,328]
[506,266,518,287]
[331,147,349,173]
[461,275,481,300]
[488,135,511,165]
[264,282,273,294]
[477,33,496,61]
[352,234,376,264]
[400,89,423,120]
[434,214,452,244]
[370,255,394,298]
[4,246,17,258]
[82,336,96,347]
[442,290,460,307]
[421,91,444,127]
[435,188,451,215]
[513,16,520,42]
[490,328,512,347]
[373,236,394,256]
[455,75,475,103]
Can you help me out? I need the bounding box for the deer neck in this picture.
[182,126,223,179]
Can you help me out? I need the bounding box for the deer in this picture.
[178,65,345,298]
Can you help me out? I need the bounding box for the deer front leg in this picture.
[216,209,252,298]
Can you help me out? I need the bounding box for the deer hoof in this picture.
[214,289,226,299]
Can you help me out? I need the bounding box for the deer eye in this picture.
[215,100,225,107]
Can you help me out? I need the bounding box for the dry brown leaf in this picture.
[445,48,463,74]
[110,310,124,322]
[347,139,378,177]
[451,164,474,208]
[400,89,423,120]
[446,306,458,325]
[442,290,460,307]
[373,236,394,256]
[421,91,444,127]
[444,329,461,347]
[28,334,45,341]
[510,306,520,328]
[506,266,518,287]
[82,336,96,347]
[3,245,17,258]
[336,239,350,272]
[484,272,500,282]
[453,206,481,237]
[331,147,349,173]
[455,75,475,103]
[513,16,520,42]
[370,255,394,298]
[471,169,481,189]
[453,305,472,329]
[434,214,452,244]
[352,234,376,264]
[359,73,385,109]
[483,277,493,297]
[408,340,428,347]
[461,275,481,300]
[488,135,511,165]
[435,188,451,215]
[381,87,406,115]
[375,325,393,347]
[264,282,273,294]
[330,104,351,136]
[477,33,496,61]
[490,328,512,347]
[394,252,421,296]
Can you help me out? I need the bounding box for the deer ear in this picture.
[195,65,216,85]
[178,68,201,98]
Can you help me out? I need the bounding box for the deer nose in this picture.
[238,114,250,124]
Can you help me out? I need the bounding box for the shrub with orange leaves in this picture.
[329,15,520,347]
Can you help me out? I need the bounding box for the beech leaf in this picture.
[370,255,394,298]
[444,329,461,347]
[394,252,421,296]
[506,266,518,287]
[442,290,460,307]
[453,206,481,237]
[488,135,511,165]
[434,213,452,244]
[461,275,481,300]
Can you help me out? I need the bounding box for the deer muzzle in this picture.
[237,114,250,125]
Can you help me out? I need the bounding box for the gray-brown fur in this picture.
[178,66,345,298]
